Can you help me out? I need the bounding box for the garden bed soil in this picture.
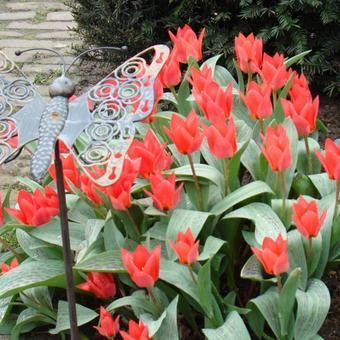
[5,94,340,339]
[318,95,340,340]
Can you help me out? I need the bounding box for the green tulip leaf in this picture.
[203,311,251,340]
[50,300,98,334]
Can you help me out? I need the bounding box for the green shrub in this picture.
[68,0,340,95]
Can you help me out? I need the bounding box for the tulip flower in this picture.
[169,228,199,265]
[239,81,273,123]
[315,139,340,181]
[49,154,81,192]
[159,50,181,89]
[120,320,152,340]
[164,110,203,208]
[203,116,238,195]
[292,196,327,239]
[128,130,173,178]
[121,244,161,288]
[234,32,263,74]
[144,173,183,212]
[0,192,4,226]
[169,24,205,63]
[1,257,19,273]
[164,110,203,155]
[80,174,104,205]
[251,234,289,277]
[315,139,340,222]
[6,187,59,226]
[94,307,120,339]
[143,77,164,123]
[261,124,292,173]
[261,124,292,215]
[188,66,233,123]
[281,96,319,137]
[106,158,140,211]
[76,272,116,300]
[259,53,289,91]
[203,116,237,160]
[289,73,311,103]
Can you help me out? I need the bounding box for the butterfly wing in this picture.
[0,51,45,165]
[60,44,169,186]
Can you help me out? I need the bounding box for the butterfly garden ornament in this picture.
[0,45,170,186]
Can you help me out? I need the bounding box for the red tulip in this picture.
[76,272,116,300]
[121,244,161,288]
[120,320,152,340]
[0,192,4,226]
[169,228,199,265]
[80,173,104,205]
[1,257,19,273]
[106,158,140,210]
[251,234,289,276]
[189,66,233,123]
[292,196,327,238]
[143,77,164,123]
[202,116,237,160]
[164,110,203,155]
[239,81,272,120]
[261,124,292,172]
[234,32,263,73]
[259,53,289,91]
[6,186,59,226]
[289,73,311,103]
[49,154,81,192]
[159,50,181,88]
[169,24,205,63]
[315,138,340,180]
[94,307,120,339]
[281,95,319,137]
[128,130,173,179]
[144,173,183,212]
[188,65,213,93]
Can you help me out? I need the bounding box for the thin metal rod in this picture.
[54,141,79,340]
[66,46,128,73]
[15,48,66,75]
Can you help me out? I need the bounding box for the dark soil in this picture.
[318,95,340,340]
[318,95,340,145]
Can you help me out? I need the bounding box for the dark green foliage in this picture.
[68,0,340,94]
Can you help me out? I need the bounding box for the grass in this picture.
[32,9,48,24]
[34,68,62,85]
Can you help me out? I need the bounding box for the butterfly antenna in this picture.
[15,48,66,75]
[66,46,128,73]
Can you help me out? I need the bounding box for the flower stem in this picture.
[247,72,253,86]
[276,274,283,293]
[272,91,277,108]
[279,171,286,219]
[188,265,197,284]
[303,135,312,175]
[306,237,313,258]
[147,287,161,313]
[187,154,204,211]
[259,118,265,135]
[126,209,140,238]
[223,158,230,196]
[169,86,179,102]
[333,180,340,223]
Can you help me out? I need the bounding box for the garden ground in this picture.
[0,0,339,338]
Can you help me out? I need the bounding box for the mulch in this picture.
[318,95,340,340]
